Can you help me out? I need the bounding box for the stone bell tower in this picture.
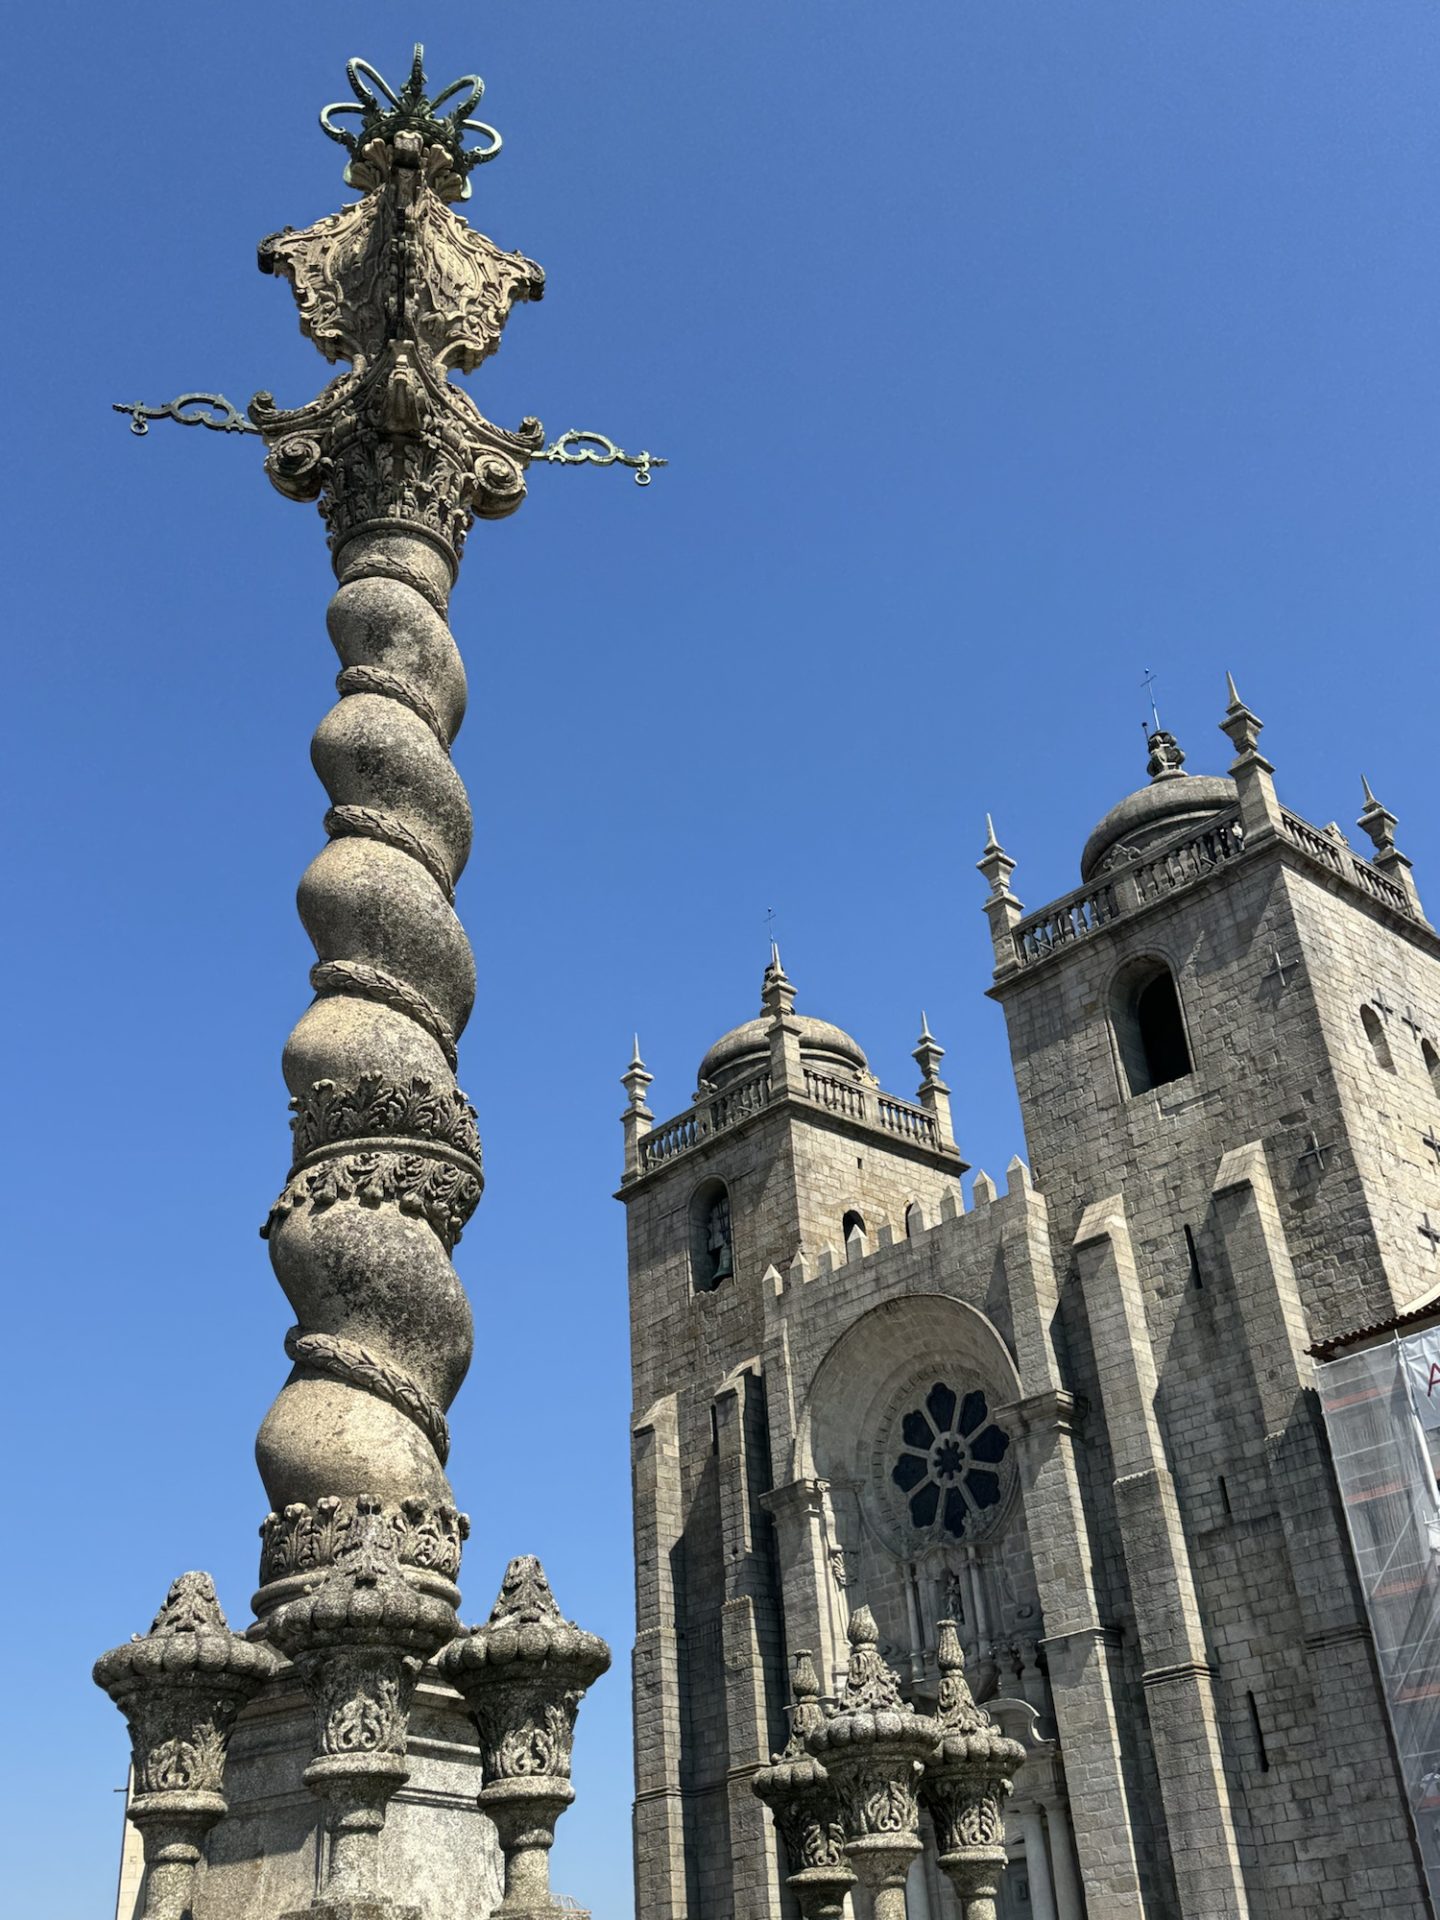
[94,48,610,1920]
[977,679,1440,1918]
[619,950,969,1920]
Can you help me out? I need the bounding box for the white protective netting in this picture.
[1317,1331,1440,1910]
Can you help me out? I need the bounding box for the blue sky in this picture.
[5,4,1439,1913]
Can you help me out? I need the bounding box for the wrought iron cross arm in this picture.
[535,429,668,486]
[112,393,261,437]
[113,400,667,486]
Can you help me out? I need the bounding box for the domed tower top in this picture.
[696,946,871,1092]
[1079,727,1237,882]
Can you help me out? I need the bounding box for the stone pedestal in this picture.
[117,1676,504,1920]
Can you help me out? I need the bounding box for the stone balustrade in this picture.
[1011,881,1120,968]
[1009,801,1420,973]
[638,1063,940,1175]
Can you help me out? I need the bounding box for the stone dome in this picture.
[1080,730,1237,882]
[698,1014,869,1091]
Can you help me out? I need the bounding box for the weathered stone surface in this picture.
[622,693,1440,1919]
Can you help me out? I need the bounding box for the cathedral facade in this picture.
[619,683,1440,1919]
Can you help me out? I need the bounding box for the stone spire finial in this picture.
[1218,670,1283,843]
[1357,777,1427,919]
[913,1014,955,1149]
[761,941,796,1015]
[977,818,1017,898]
[977,819,1024,979]
[620,1033,655,1183]
[761,942,803,1094]
[1219,671,1266,761]
[622,1034,654,1113]
[913,1013,945,1085]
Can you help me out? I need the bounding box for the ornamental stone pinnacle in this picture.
[252,46,546,554]
[753,1651,855,1920]
[806,1608,940,1920]
[440,1558,611,1920]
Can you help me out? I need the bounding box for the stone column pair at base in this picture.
[755,1612,1023,1920]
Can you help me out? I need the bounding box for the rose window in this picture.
[890,1382,1009,1538]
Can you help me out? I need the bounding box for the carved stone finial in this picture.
[835,1605,906,1713]
[319,45,503,203]
[252,48,546,566]
[920,1621,1026,1920]
[753,1653,854,1919]
[94,1577,277,1920]
[148,1571,229,1636]
[441,1560,611,1920]
[805,1608,939,1920]
[1146,727,1187,780]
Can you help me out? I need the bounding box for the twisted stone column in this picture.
[254,525,483,1607]
[247,63,545,1617]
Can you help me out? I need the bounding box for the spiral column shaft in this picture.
[258,530,480,1543]
[248,105,545,1612]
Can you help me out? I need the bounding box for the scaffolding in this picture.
[1317,1329,1440,1912]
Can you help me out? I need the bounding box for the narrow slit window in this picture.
[1246,1689,1271,1771]
[1184,1223,1204,1289]
[1424,1038,1440,1097]
[1362,1006,1396,1073]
